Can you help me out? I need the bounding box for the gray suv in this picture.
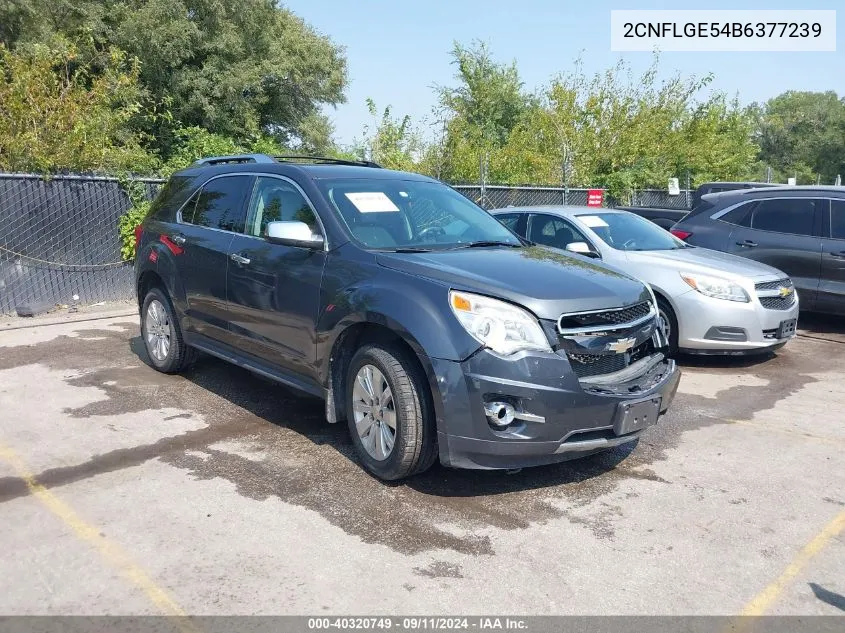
[671,186,845,315]
[134,154,680,480]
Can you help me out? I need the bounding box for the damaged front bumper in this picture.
[431,345,680,471]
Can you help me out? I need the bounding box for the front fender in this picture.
[316,271,480,383]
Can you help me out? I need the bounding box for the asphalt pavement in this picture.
[0,311,843,615]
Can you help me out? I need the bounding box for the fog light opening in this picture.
[484,401,515,428]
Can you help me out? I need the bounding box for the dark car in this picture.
[670,186,845,314]
[621,182,784,230]
[134,154,680,480]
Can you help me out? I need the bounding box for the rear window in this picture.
[148,176,194,221]
[718,201,757,226]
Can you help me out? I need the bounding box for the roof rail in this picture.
[274,155,382,169]
[191,154,276,167]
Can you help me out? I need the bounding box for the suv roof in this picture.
[685,185,845,219]
[702,185,845,201]
[190,153,383,169]
[174,153,433,182]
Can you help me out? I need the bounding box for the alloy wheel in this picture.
[145,299,171,362]
[351,364,397,460]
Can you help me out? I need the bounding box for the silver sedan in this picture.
[492,206,800,355]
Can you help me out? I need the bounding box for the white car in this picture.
[493,206,800,356]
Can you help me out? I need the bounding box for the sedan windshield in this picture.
[577,212,687,251]
[316,178,522,250]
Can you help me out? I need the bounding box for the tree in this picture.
[3,0,348,157]
[755,91,845,184]
[0,40,156,173]
[354,99,424,172]
[433,41,532,182]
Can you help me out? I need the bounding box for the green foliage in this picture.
[355,99,423,171]
[117,199,151,261]
[425,50,761,199]
[115,177,152,261]
[755,91,845,184]
[0,40,158,173]
[3,0,349,157]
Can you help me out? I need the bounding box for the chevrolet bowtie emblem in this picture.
[778,286,793,298]
[606,337,636,354]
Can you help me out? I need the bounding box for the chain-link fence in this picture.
[450,185,691,211]
[0,172,691,315]
[0,174,162,315]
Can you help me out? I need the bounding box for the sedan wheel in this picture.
[351,364,397,461]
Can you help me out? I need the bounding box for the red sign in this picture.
[587,189,604,208]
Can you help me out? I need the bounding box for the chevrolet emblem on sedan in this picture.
[779,285,793,298]
[606,337,637,354]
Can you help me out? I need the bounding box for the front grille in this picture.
[755,279,790,291]
[759,295,795,310]
[558,301,652,330]
[567,340,653,378]
[755,278,796,310]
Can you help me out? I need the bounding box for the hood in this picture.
[376,246,650,320]
[626,247,787,280]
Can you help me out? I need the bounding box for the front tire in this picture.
[140,287,195,373]
[345,344,437,480]
[656,297,679,357]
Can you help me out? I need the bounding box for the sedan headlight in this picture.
[680,272,750,303]
[449,290,551,356]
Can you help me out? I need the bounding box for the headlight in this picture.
[449,290,551,356]
[680,272,750,302]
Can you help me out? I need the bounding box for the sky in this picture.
[282,0,844,146]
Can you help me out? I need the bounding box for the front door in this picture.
[226,175,327,382]
[726,197,823,309]
[818,199,845,314]
[176,174,252,342]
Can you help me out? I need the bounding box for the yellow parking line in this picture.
[741,509,845,615]
[0,442,199,632]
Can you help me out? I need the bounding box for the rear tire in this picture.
[140,287,195,373]
[656,297,679,357]
[345,343,437,480]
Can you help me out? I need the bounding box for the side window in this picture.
[831,200,845,240]
[186,175,250,233]
[750,198,816,236]
[718,201,756,226]
[528,214,589,249]
[246,177,321,238]
[495,213,522,234]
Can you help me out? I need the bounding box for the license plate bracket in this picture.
[613,397,661,436]
[777,318,798,339]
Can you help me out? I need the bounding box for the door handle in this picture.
[230,253,251,265]
[830,251,845,258]
[735,240,758,248]
[169,233,187,246]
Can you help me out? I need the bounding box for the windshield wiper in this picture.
[390,247,433,253]
[452,240,522,249]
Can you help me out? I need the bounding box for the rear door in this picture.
[818,198,845,314]
[176,174,252,342]
[225,175,327,382]
[726,197,823,308]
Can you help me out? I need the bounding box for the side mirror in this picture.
[266,221,324,249]
[566,241,599,258]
